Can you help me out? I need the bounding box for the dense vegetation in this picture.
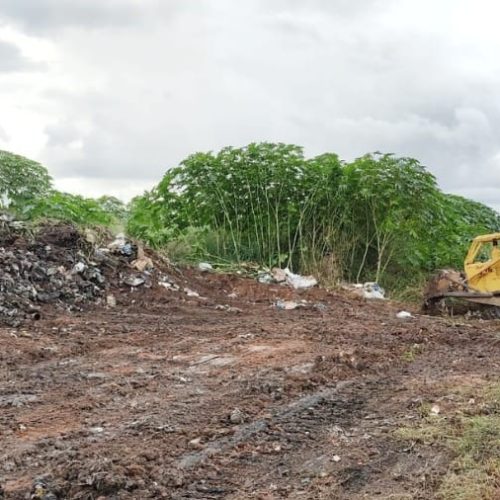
[2,145,499,293]
[127,143,500,289]
[0,150,126,228]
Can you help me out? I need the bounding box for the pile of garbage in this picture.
[0,219,157,327]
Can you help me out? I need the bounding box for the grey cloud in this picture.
[3,0,498,211]
[0,0,150,32]
[45,122,81,147]
[0,40,39,72]
[0,0,199,33]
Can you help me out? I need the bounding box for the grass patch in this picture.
[401,343,425,363]
[395,383,500,499]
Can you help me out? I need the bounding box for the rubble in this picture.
[0,220,163,326]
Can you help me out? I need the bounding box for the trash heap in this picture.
[0,219,156,327]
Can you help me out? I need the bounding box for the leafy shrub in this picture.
[129,143,485,288]
[0,150,53,211]
[26,191,115,226]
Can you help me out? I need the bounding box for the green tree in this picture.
[0,150,53,211]
[26,191,114,226]
[342,153,439,282]
[96,195,128,222]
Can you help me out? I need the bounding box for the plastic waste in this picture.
[284,268,318,289]
[198,262,213,272]
[258,272,274,284]
[132,255,153,272]
[124,276,145,287]
[396,311,413,319]
[271,267,287,283]
[362,282,385,299]
[108,233,134,257]
[72,262,87,274]
[106,295,117,308]
[276,299,301,310]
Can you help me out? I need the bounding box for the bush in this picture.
[0,150,53,211]
[128,143,500,291]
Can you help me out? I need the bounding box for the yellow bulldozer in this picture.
[424,232,500,312]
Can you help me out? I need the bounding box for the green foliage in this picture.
[0,150,128,228]
[410,193,500,272]
[0,150,53,210]
[26,191,115,226]
[128,143,342,267]
[125,142,499,290]
[341,153,440,282]
[96,195,128,222]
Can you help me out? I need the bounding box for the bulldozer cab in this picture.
[464,232,500,293]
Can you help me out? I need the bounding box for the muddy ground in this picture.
[1,270,499,499]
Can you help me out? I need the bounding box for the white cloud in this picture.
[0,0,499,209]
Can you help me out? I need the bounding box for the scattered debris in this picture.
[107,233,136,258]
[124,275,146,288]
[275,300,302,310]
[258,267,318,289]
[396,311,413,319]
[230,408,245,424]
[215,304,243,314]
[189,437,203,449]
[106,294,117,308]
[257,272,274,284]
[430,404,441,416]
[271,267,287,283]
[30,477,56,500]
[362,282,386,300]
[131,250,154,272]
[198,262,213,272]
[158,276,180,291]
[284,268,318,289]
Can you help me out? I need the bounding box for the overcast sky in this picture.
[0,0,499,211]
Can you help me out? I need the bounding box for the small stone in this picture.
[396,311,413,319]
[189,437,203,449]
[230,408,245,424]
[430,404,440,416]
[106,294,117,307]
[332,455,341,462]
[198,262,213,272]
[124,276,145,287]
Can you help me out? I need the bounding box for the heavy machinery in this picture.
[424,232,500,313]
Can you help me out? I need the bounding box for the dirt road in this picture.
[1,272,499,499]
